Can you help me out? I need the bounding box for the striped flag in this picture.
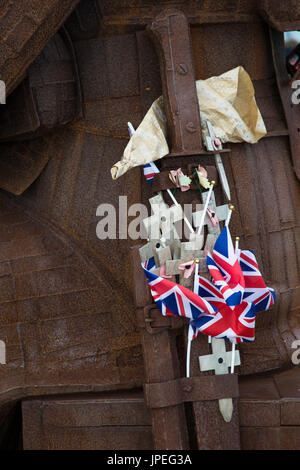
[142,226,275,343]
[143,264,217,320]
[239,249,275,312]
[143,162,159,186]
[207,226,245,306]
[191,275,257,343]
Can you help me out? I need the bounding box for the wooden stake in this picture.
[225,204,234,226]
[186,258,200,378]
[196,181,215,235]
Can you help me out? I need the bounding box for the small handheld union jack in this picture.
[206,225,245,306]
[142,226,275,344]
[191,227,275,343]
[143,162,160,186]
[127,122,160,186]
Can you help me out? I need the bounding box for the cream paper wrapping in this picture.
[111,66,266,180]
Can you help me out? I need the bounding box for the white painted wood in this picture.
[199,337,240,422]
[196,184,214,235]
[143,196,185,241]
[193,191,229,236]
[199,338,240,374]
[205,120,231,201]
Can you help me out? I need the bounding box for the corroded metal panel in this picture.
[0,0,81,96]
[0,0,298,451]
[22,392,153,450]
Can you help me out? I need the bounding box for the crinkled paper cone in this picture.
[111,66,266,180]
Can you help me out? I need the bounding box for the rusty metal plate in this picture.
[0,0,81,96]
[22,392,153,450]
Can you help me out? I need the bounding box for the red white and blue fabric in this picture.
[142,226,275,344]
[143,266,217,320]
[143,163,159,186]
[190,276,257,343]
[143,256,156,272]
[206,226,245,306]
[238,249,275,312]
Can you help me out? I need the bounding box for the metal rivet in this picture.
[186,122,196,133]
[178,63,188,75]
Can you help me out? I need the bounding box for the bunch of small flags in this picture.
[143,226,275,344]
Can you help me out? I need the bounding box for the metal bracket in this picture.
[137,304,183,334]
[144,374,239,408]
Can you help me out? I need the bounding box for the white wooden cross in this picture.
[139,237,181,268]
[199,337,240,422]
[164,241,206,288]
[143,194,187,241]
[192,190,229,237]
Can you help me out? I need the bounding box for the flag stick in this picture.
[193,258,199,293]
[127,122,194,234]
[230,236,240,374]
[225,205,234,226]
[186,258,200,378]
[235,236,240,259]
[235,236,239,251]
[230,341,236,373]
[186,325,193,379]
[196,181,215,235]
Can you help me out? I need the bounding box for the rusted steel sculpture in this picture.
[0,0,298,450]
[0,29,83,195]
[132,9,240,450]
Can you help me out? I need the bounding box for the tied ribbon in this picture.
[207,208,219,226]
[169,168,191,191]
[159,264,172,279]
[213,138,222,150]
[178,260,196,278]
[196,166,210,189]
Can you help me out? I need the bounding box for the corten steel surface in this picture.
[0,28,146,436]
[143,9,241,450]
[0,0,297,450]
[269,27,300,179]
[0,30,82,143]
[0,0,81,96]
[0,30,83,195]
[22,391,153,450]
[148,9,204,156]
[131,245,189,450]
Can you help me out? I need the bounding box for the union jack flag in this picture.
[207,226,245,306]
[191,276,257,343]
[143,162,159,186]
[142,227,275,344]
[238,249,275,312]
[190,231,276,343]
[143,265,217,320]
[143,256,156,272]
